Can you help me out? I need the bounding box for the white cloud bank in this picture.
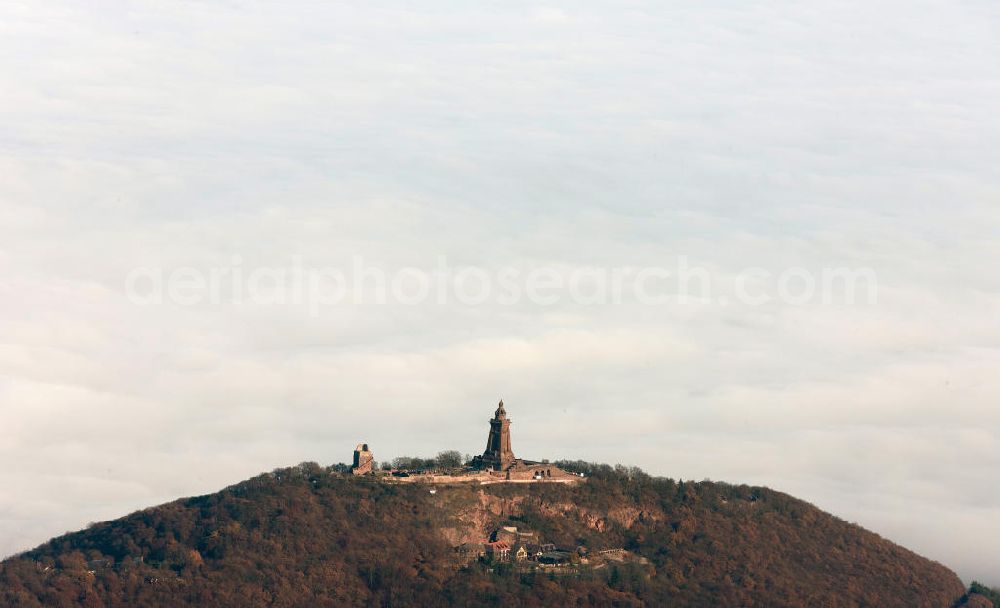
[1,0,999,584]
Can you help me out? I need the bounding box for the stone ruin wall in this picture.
[352,443,374,475]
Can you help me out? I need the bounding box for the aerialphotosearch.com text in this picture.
[124,255,878,315]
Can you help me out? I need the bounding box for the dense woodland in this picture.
[957,583,1000,608]
[0,461,981,607]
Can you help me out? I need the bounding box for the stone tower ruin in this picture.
[352,443,374,475]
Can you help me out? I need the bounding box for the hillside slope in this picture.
[0,462,966,607]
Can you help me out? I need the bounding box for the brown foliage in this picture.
[0,461,967,607]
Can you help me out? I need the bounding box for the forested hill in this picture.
[0,462,972,607]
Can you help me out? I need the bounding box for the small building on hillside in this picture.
[485,541,510,562]
[494,526,534,544]
[514,545,528,561]
[538,551,572,565]
[523,544,544,560]
[455,542,486,564]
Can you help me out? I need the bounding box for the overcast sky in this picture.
[2,0,999,583]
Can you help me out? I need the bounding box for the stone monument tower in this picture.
[480,399,516,470]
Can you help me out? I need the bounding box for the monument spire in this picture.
[481,398,515,470]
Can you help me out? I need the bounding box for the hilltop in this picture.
[0,461,972,607]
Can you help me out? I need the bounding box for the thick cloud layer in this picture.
[1,0,998,583]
